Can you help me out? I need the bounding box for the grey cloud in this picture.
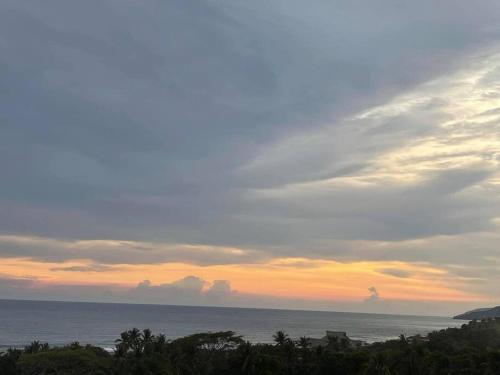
[0,274,117,301]
[131,277,235,306]
[239,167,496,247]
[131,276,213,305]
[0,236,264,266]
[137,280,152,289]
[207,280,232,297]
[379,269,412,279]
[0,165,496,268]
[1,0,500,307]
[239,97,449,189]
[0,276,36,289]
[2,0,500,246]
[364,287,380,303]
[50,264,112,272]
[205,280,232,304]
[169,276,206,292]
[343,232,500,268]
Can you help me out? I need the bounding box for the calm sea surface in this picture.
[0,299,464,350]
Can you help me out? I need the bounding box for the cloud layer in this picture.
[1,0,500,313]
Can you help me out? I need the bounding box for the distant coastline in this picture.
[454,305,500,320]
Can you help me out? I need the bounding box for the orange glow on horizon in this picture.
[0,256,486,303]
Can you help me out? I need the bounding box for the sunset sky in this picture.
[1,0,500,315]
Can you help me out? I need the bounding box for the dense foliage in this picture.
[1,318,500,374]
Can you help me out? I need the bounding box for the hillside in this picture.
[454,306,500,320]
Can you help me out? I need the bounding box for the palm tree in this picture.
[366,353,392,375]
[129,328,142,356]
[240,341,256,375]
[153,333,167,353]
[23,341,49,354]
[115,331,131,357]
[239,342,279,375]
[24,341,41,354]
[142,328,154,355]
[297,336,311,364]
[273,330,289,346]
[297,336,310,350]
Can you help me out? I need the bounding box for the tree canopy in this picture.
[1,318,500,374]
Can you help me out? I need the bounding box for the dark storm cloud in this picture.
[1,0,500,268]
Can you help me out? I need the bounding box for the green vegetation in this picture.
[454,306,500,321]
[2,319,500,374]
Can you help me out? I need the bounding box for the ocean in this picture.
[0,299,464,350]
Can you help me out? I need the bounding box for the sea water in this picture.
[0,299,464,350]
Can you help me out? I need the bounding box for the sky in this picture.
[1,0,500,316]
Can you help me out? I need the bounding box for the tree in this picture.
[273,331,289,347]
[23,341,49,354]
